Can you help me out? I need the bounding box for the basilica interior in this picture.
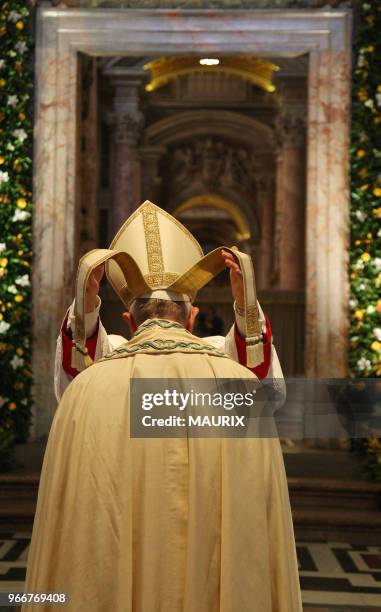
[77,53,307,375]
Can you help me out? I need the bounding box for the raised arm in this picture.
[205,249,286,402]
[54,265,126,402]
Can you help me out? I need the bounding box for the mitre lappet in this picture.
[71,200,264,371]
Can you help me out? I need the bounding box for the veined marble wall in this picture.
[32,7,351,436]
[42,1,350,8]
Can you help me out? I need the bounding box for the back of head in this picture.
[130,298,191,327]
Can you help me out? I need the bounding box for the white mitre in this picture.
[71,200,263,371]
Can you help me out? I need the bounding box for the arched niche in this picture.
[144,109,274,152]
[174,194,251,242]
[141,110,271,243]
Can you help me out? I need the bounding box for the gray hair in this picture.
[129,298,191,326]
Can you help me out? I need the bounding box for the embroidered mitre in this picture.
[71,201,263,371]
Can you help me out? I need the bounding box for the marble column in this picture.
[276,112,306,290]
[271,147,284,287]
[140,145,167,204]
[257,176,275,291]
[78,56,98,257]
[110,80,144,237]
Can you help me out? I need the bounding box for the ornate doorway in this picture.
[32,7,351,435]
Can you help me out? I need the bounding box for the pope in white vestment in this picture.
[23,201,301,612]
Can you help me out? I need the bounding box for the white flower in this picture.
[15,41,27,55]
[0,243,6,253]
[0,320,10,335]
[374,257,381,271]
[355,210,367,222]
[0,396,9,408]
[8,10,22,23]
[357,54,366,68]
[16,274,30,287]
[13,129,27,143]
[365,99,374,109]
[12,209,30,222]
[367,305,375,314]
[374,328,381,342]
[0,59,5,70]
[354,259,365,271]
[21,398,28,406]
[6,143,15,152]
[349,298,358,308]
[7,285,17,294]
[8,50,16,58]
[357,357,371,371]
[0,171,9,185]
[7,95,18,108]
[377,228,381,238]
[10,355,24,370]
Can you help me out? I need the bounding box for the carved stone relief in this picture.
[165,138,259,194]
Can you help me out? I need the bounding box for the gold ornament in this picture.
[144,56,279,93]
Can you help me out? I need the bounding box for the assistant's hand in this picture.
[85,264,104,313]
[221,246,244,310]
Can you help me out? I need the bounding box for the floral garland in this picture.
[0,1,33,470]
[349,0,381,481]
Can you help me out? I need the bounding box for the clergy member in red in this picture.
[54,249,284,401]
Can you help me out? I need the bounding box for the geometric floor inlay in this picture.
[0,535,381,609]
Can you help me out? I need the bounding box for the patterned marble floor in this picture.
[0,534,380,610]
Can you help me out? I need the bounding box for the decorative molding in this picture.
[112,110,144,144]
[275,111,306,147]
[144,110,274,151]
